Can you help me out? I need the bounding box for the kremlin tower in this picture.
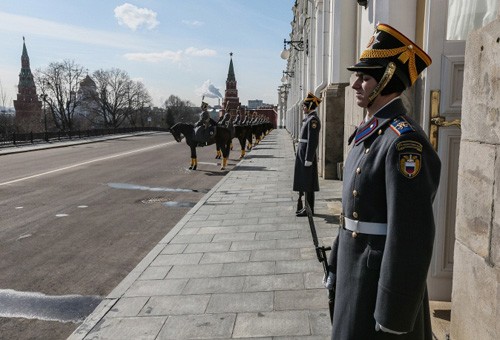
[13,37,42,132]
[221,53,241,117]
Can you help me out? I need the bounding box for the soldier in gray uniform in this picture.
[293,92,321,216]
[233,110,241,125]
[218,110,231,127]
[326,23,441,340]
[195,101,216,128]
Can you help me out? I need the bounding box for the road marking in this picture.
[0,141,175,186]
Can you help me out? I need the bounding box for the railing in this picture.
[0,127,169,148]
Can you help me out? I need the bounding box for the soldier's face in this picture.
[352,72,377,108]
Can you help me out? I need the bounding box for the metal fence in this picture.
[0,127,169,148]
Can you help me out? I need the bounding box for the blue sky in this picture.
[0,0,293,108]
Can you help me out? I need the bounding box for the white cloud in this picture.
[124,47,216,63]
[124,50,182,62]
[182,20,204,27]
[0,11,146,50]
[185,47,217,57]
[114,3,159,31]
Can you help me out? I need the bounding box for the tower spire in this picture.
[14,37,42,132]
[221,52,241,116]
[227,52,236,82]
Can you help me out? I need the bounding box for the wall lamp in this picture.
[281,70,294,83]
[280,39,308,59]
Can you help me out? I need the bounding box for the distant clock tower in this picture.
[13,37,42,132]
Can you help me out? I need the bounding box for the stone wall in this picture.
[451,16,500,340]
[343,74,365,174]
[319,83,348,180]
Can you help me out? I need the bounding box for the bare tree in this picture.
[89,68,151,129]
[35,60,86,133]
[127,81,152,127]
[0,79,14,136]
[164,95,196,124]
[0,79,9,109]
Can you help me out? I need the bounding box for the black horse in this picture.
[252,122,274,146]
[169,123,232,170]
[234,125,253,159]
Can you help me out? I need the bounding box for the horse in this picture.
[234,125,254,159]
[169,123,232,170]
[251,122,273,146]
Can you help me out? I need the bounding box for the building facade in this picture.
[281,1,500,338]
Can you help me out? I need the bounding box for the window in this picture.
[447,0,499,40]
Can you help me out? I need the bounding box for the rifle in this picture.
[304,196,335,323]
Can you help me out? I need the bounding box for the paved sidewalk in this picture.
[69,129,342,340]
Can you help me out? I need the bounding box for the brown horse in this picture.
[169,123,232,170]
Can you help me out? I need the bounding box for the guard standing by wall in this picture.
[293,92,321,216]
[326,23,441,339]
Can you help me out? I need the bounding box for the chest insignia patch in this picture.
[399,153,421,178]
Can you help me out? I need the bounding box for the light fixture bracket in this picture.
[283,38,306,52]
[357,0,368,8]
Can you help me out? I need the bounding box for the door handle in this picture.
[430,116,461,128]
[429,90,461,150]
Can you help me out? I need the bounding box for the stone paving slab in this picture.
[232,311,311,338]
[140,295,211,316]
[83,316,166,340]
[158,313,236,339]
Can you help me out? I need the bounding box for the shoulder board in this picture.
[389,116,414,136]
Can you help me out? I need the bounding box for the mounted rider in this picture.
[233,109,241,125]
[218,109,232,127]
[194,100,217,145]
[195,101,217,128]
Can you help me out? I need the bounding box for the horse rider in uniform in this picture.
[293,92,321,217]
[194,101,217,146]
[325,23,441,340]
[195,101,216,128]
[233,110,241,125]
[218,110,232,127]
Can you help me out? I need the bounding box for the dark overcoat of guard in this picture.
[328,98,441,339]
[292,111,320,193]
[326,23,441,339]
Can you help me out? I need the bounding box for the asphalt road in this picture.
[0,132,238,339]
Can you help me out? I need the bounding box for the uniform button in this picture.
[353,212,358,219]
[353,190,358,197]
[378,129,383,135]
[352,232,358,238]
[356,167,361,174]
[365,148,370,154]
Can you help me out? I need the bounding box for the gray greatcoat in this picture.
[293,111,320,193]
[328,98,441,339]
